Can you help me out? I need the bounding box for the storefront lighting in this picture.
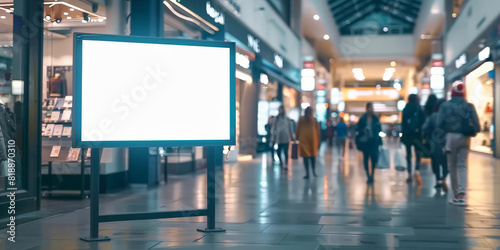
[67,16,71,19]
[236,70,252,83]
[331,88,340,104]
[466,61,494,82]
[383,68,395,81]
[478,47,490,61]
[301,68,315,77]
[0,16,5,19]
[301,103,311,109]
[82,20,87,23]
[352,68,365,81]
[63,12,68,15]
[430,75,445,90]
[338,101,345,112]
[259,73,268,84]
[409,86,418,94]
[397,100,406,111]
[313,14,320,20]
[98,18,104,22]
[430,67,444,75]
[301,77,315,91]
[12,80,23,95]
[323,34,330,40]
[393,82,401,91]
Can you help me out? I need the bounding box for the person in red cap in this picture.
[436,82,480,206]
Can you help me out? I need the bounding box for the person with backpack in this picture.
[401,94,425,184]
[436,82,479,206]
[422,98,448,189]
[355,102,383,184]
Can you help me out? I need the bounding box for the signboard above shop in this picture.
[343,87,400,101]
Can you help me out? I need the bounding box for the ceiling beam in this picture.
[338,4,378,29]
[380,0,419,17]
[330,0,369,16]
[333,0,374,22]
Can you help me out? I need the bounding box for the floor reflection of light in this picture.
[324,175,329,201]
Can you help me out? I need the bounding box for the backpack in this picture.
[407,111,421,133]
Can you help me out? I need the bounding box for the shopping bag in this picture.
[376,148,390,169]
[291,142,298,159]
[393,146,407,171]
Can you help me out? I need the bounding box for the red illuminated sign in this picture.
[432,60,443,67]
[303,61,314,69]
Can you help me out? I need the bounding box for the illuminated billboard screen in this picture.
[73,33,235,147]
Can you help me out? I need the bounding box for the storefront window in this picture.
[465,61,495,154]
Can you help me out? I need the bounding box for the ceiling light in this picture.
[82,20,87,23]
[63,12,68,15]
[313,14,320,20]
[452,13,457,18]
[45,15,51,21]
[98,18,104,22]
[0,16,5,19]
[67,16,71,19]
[431,8,439,14]
[383,27,388,32]
[55,18,62,23]
[323,34,330,40]
[390,61,396,67]
[70,8,74,11]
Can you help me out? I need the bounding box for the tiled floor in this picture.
[2,141,500,249]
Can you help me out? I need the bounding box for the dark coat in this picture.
[355,113,383,151]
[401,103,425,144]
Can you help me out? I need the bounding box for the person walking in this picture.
[295,107,320,179]
[437,82,479,206]
[422,98,448,189]
[265,116,275,162]
[336,117,348,160]
[401,94,425,184]
[326,120,335,147]
[272,106,294,170]
[355,102,383,184]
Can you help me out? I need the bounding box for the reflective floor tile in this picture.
[320,225,414,236]
[198,232,287,244]
[1,239,161,250]
[262,224,323,234]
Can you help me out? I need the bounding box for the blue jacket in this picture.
[336,122,348,138]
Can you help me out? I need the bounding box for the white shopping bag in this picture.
[394,146,407,171]
[376,148,390,169]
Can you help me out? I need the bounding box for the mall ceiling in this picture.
[328,0,422,35]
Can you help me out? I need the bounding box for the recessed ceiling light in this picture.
[313,14,320,20]
[452,13,457,18]
[67,16,71,19]
[63,12,68,15]
[98,18,103,22]
[82,20,87,23]
[0,16,6,19]
[323,34,330,40]
[390,61,396,67]
[70,8,74,11]
[383,27,389,32]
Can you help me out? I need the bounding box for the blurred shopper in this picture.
[422,98,448,189]
[401,94,425,184]
[424,94,438,117]
[265,116,275,162]
[355,102,383,184]
[272,106,294,170]
[336,117,348,159]
[296,107,320,179]
[437,83,479,206]
[326,120,335,147]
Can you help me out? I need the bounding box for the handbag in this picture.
[376,148,390,169]
[291,142,298,159]
[462,118,477,137]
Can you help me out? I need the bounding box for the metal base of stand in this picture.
[80,236,111,242]
[197,228,226,233]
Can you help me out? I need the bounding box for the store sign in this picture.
[430,67,444,75]
[235,52,250,69]
[206,1,224,25]
[455,53,467,69]
[247,34,260,53]
[430,75,445,90]
[432,60,443,67]
[274,53,283,69]
[303,61,314,69]
[478,47,490,61]
[344,88,399,101]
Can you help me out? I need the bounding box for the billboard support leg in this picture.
[80,148,111,242]
[197,146,225,233]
